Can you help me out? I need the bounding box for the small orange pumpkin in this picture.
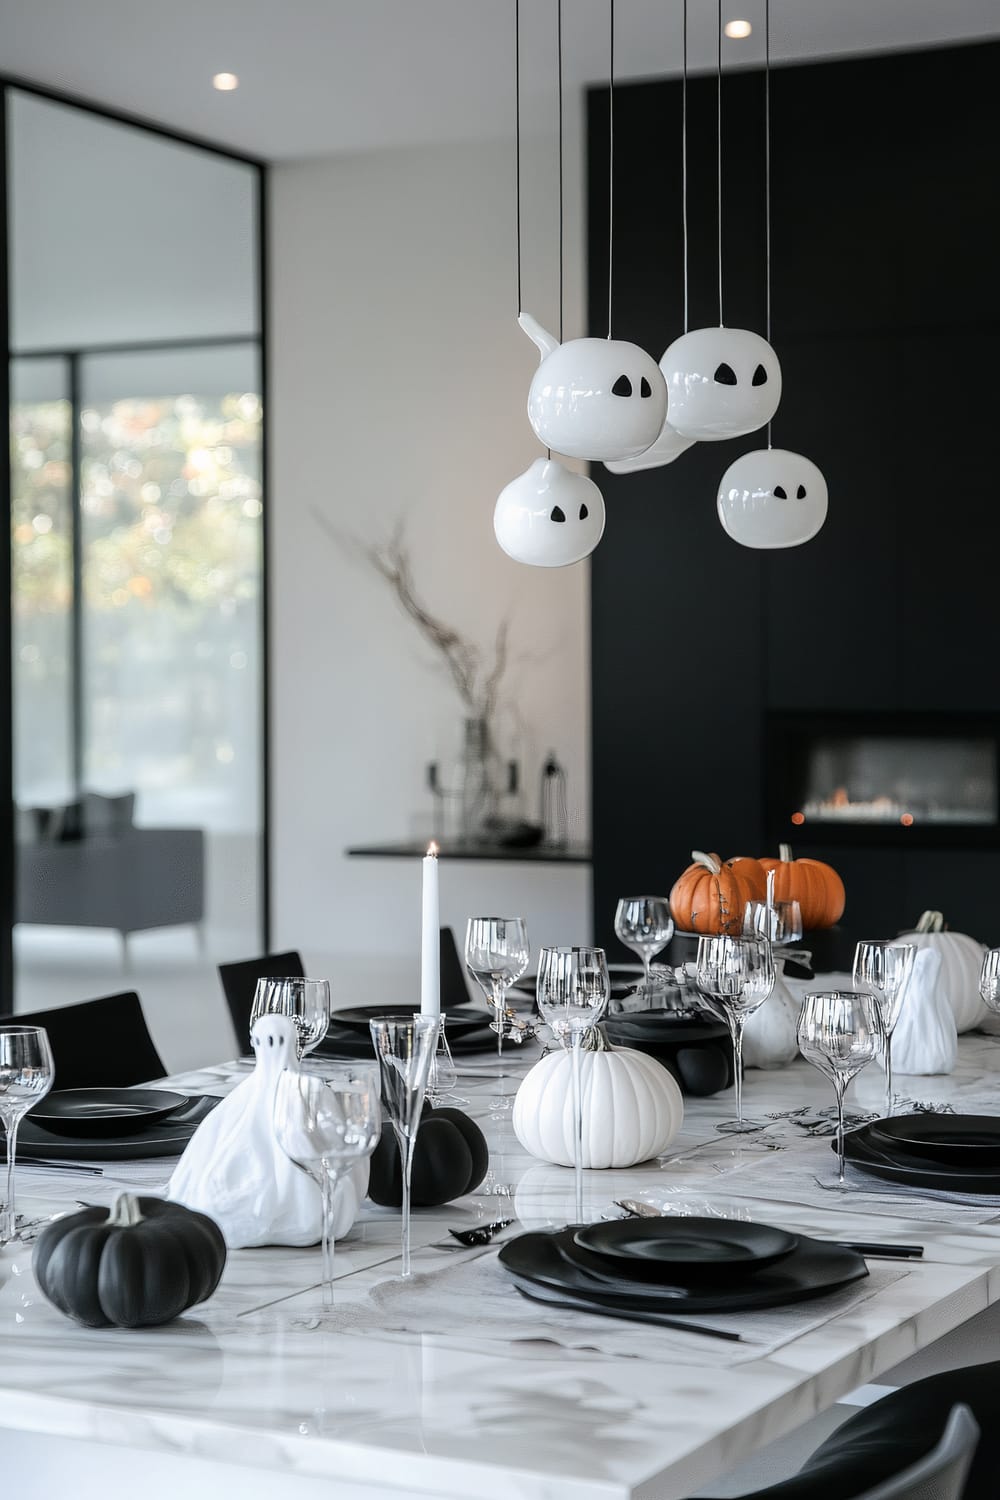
[670,850,756,936]
[725,856,767,903]
[758,844,845,930]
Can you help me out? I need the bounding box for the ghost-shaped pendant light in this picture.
[494,457,606,568]
[717,447,828,550]
[661,327,782,442]
[520,313,666,463]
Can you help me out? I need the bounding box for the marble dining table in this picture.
[6,1021,1000,1500]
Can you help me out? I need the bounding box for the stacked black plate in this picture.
[840,1114,1000,1193]
[499,1217,868,1321]
[316,1001,507,1060]
[18,1089,219,1162]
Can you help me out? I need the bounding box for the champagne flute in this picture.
[0,1026,55,1243]
[252,977,331,1056]
[273,1063,381,1307]
[464,917,529,1102]
[614,897,674,990]
[852,941,915,1116]
[797,990,881,1182]
[695,935,774,1131]
[369,1014,438,1278]
[980,949,1000,1014]
[535,946,610,1222]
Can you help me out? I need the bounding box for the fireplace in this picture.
[765,713,1000,848]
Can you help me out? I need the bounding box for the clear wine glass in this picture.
[0,1025,55,1243]
[535,946,610,1222]
[614,897,674,990]
[695,934,775,1132]
[368,1014,438,1279]
[464,917,529,1101]
[797,990,881,1182]
[252,977,331,1056]
[743,899,803,947]
[852,941,916,1117]
[980,949,1000,1014]
[273,1063,381,1307]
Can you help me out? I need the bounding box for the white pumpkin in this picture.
[905,911,986,1034]
[891,948,957,1076]
[512,1032,683,1169]
[742,958,800,1069]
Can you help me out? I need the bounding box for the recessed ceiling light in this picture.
[724,19,752,38]
[212,72,239,92]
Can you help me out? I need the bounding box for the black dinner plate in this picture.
[840,1124,1000,1193]
[868,1114,1000,1167]
[499,1228,867,1314]
[32,1087,188,1138]
[17,1094,220,1162]
[574,1217,798,1275]
[603,1014,729,1043]
[332,1002,490,1035]
[316,1023,501,1060]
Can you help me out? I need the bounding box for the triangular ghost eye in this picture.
[773,485,788,499]
[550,505,566,523]
[640,377,652,398]
[796,484,807,499]
[713,363,738,385]
[612,374,632,397]
[579,502,589,520]
[751,364,768,386]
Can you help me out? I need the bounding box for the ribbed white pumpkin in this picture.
[906,911,986,1034]
[512,1033,683,1168]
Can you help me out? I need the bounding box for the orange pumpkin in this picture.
[670,850,756,936]
[758,844,845,930]
[725,856,767,903]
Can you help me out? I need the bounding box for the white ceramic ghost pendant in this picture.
[717,447,828,550]
[494,457,605,567]
[520,312,666,462]
[661,326,781,440]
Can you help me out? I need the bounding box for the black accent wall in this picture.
[588,43,1000,956]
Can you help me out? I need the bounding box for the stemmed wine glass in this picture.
[614,897,674,991]
[369,1014,438,1279]
[464,917,530,1102]
[0,1026,55,1243]
[797,990,881,1182]
[273,1063,381,1307]
[535,946,610,1222]
[852,941,915,1116]
[743,899,803,947]
[252,977,331,1056]
[695,935,775,1132]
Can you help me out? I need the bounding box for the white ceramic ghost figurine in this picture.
[494,457,606,567]
[717,448,828,550]
[520,312,667,462]
[167,1013,368,1248]
[742,957,801,1069]
[661,326,782,440]
[890,949,957,1077]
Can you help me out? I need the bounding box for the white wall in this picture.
[269,130,592,999]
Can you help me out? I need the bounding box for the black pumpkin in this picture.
[33,1192,227,1328]
[368,1106,489,1208]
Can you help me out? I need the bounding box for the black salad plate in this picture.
[840,1125,1000,1193]
[868,1114,1000,1167]
[499,1228,867,1314]
[332,1002,489,1035]
[17,1094,219,1162]
[574,1217,798,1275]
[32,1087,188,1138]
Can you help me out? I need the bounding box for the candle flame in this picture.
[427,841,439,857]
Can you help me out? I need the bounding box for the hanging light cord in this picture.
[717,0,723,326]
[682,0,689,333]
[557,0,564,344]
[514,0,522,316]
[765,0,773,447]
[607,0,615,339]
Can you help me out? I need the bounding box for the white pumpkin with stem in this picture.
[905,911,986,1034]
[513,1028,683,1169]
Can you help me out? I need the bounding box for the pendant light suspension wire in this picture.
[716,0,723,326]
[682,0,689,333]
[764,0,773,448]
[607,0,615,339]
[514,0,522,317]
[557,0,564,345]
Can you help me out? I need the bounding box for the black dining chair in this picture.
[217,950,305,1052]
[14,992,165,1088]
[441,926,475,1010]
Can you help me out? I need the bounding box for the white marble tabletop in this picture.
[5,1030,1000,1499]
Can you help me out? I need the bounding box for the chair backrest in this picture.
[856,1404,978,1500]
[14,992,165,1088]
[217,950,305,1051]
[441,926,474,1010]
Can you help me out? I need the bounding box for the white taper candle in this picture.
[420,842,441,1017]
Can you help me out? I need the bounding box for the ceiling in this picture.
[0,0,996,162]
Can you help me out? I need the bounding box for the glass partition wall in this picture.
[2,87,266,1057]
